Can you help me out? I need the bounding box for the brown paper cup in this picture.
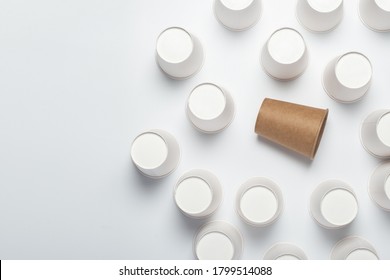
[255,98,328,159]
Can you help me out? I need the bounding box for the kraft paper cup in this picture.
[213,0,262,31]
[361,110,390,159]
[156,27,204,80]
[254,98,328,160]
[369,162,390,211]
[194,221,243,260]
[174,169,223,218]
[261,27,309,81]
[186,83,235,133]
[296,0,343,32]
[359,0,390,32]
[331,236,379,260]
[263,243,308,260]
[310,180,358,229]
[322,52,372,103]
[131,129,180,179]
[236,177,283,227]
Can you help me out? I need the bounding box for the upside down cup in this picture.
[186,83,235,133]
[331,236,379,260]
[310,180,358,229]
[254,98,328,160]
[156,27,204,80]
[174,169,223,218]
[194,221,243,260]
[369,161,390,211]
[263,243,308,260]
[261,28,309,80]
[323,52,372,103]
[131,129,180,179]
[297,0,344,32]
[236,177,283,227]
[361,109,390,159]
[213,0,262,31]
[359,0,390,32]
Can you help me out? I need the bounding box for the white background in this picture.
[0,0,390,260]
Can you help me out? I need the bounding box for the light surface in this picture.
[276,254,300,260]
[196,232,235,260]
[335,53,372,89]
[346,249,379,260]
[377,113,390,147]
[175,177,212,214]
[240,186,278,223]
[321,189,358,226]
[157,28,193,63]
[268,29,305,64]
[189,84,226,120]
[375,0,390,11]
[307,0,342,12]
[131,133,168,169]
[385,175,390,200]
[1,0,390,260]
[221,0,253,10]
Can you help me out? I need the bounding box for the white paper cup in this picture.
[359,0,390,32]
[369,162,390,211]
[361,110,390,159]
[186,83,235,133]
[263,243,308,260]
[261,28,309,81]
[131,129,180,179]
[296,0,343,32]
[194,221,243,260]
[322,52,372,103]
[174,169,223,218]
[331,236,379,260]
[236,177,283,227]
[213,0,262,31]
[156,27,204,80]
[310,180,358,229]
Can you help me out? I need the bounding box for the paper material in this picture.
[255,98,328,159]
